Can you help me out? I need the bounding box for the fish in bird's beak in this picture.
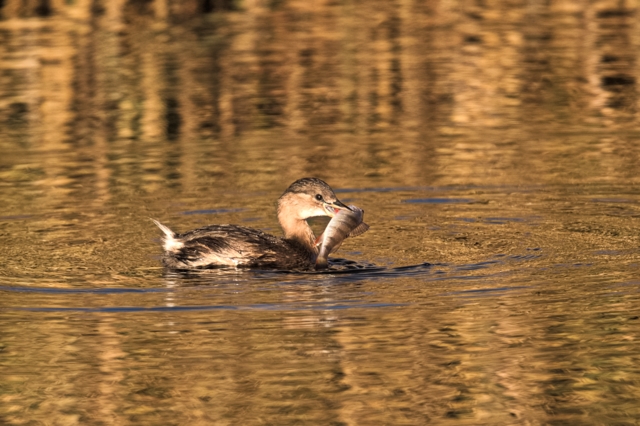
[323,199,352,217]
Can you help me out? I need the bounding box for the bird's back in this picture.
[155,221,315,270]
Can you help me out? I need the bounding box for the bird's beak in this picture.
[324,199,352,217]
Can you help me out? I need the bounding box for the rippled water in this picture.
[2,1,640,424]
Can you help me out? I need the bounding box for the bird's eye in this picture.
[315,194,323,201]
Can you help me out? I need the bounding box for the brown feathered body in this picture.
[154,222,316,270]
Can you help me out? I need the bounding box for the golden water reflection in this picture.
[2,1,640,425]
[2,271,639,424]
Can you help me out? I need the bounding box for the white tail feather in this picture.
[151,219,183,252]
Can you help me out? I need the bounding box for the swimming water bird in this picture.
[153,178,361,270]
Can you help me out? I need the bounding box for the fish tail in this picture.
[348,222,370,237]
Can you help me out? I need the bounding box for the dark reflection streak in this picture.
[420,2,448,132]
[336,186,428,193]
[255,14,284,129]
[0,286,169,294]
[161,257,547,286]
[162,51,183,188]
[336,184,551,193]
[165,97,181,140]
[68,6,99,146]
[341,1,360,133]
[403,198,474,204]
[367,61,379,130]
[520,4,558,123]
[444,285,532,296]
[168,263,521,287]
[206,28,224,136]
[9,302,406,313]
[388,4,402,126]
[595,6,637,113]
[181,208,247,215]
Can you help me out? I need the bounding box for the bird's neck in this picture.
[277,207,317,254]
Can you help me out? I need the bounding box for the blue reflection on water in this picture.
[181,208,247,215]
[402,198,474,204]
[9,302,407,313]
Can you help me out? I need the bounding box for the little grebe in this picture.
[153,178,353,270]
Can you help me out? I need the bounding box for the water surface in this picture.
[1,1,640,424]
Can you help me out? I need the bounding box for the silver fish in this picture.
[315,205,369,269]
